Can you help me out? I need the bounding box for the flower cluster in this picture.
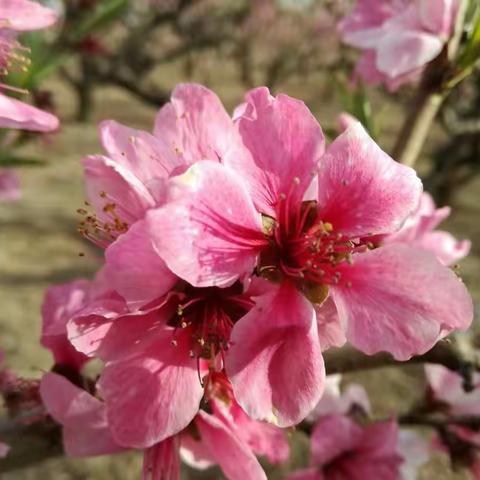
[38,83,473,479]
[340,0,459,90]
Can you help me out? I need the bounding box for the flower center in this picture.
[260,189,367,302]
[170,283,253,362]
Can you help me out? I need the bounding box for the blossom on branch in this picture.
[339,0,459,90]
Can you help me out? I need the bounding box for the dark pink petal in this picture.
[0,93,59,131]
[310,414,363,466]
[194,410,267,480]
[40,373,123,457]
[332,245,473,360]
[105,219,177,308]
[0,0,58,31]
[98,329,203,448]
[231,87,325,215]
[41,279,90,370]
[154,83,248,167]
[143,437,180,480]
[147,161,265,288]
[317,123,422,237]
[226,282,325,427]
[82,155,156,225]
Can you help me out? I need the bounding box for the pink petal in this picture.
[417,231,471,266]
[82,155,156,225]
[0,169,20,201]
[41,279,90,370]
[425,364,480,416]
[104,219,177,308]
[0,442,9,458]
[0,93,59,131]
[216,400,290,464]
[154,83,247,167]
[317,123,422,237]
[331,244,473,360]
[315,297,346,351]
[194,410,267,480]
[99,120,182,200]
[231,87,325,216]
[143,437,180,480]
[418,0,459,36]
[310,414,363,466]
[376,30,443,78]
[39,373,123,457]
[98,329,203,448]
[225,282,325,427]
[146,161,265,288]
[0,0,58,31]
[69,307,171,363]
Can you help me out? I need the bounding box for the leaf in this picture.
[0,154,47,167]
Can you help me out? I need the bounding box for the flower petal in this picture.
[98,329,203,448]
[41,279,90,369]
[225,282,325,427]
[82,155,156,226]
[105,219,177,308]
[147,161,265,288]
[331,244,473,360]
[231,87,325,215]
[143,437,180,480]
[39,373,123,457]
[0,0,58,31]
[417,231,471,266]
[310,414,363,466]
[0,93,59,132]
[154,83,247,167]
[315,297,346,351]
[194,410,267,480]
[317,123,422,237]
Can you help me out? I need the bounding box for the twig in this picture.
[392,0,469,167]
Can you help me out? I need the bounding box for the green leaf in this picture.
[68,0,129,43]
[0,154,47,167]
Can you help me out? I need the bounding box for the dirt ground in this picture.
[0,75,479,478]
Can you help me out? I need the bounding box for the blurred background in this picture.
[0,0,479,478]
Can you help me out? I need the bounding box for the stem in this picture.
[392,92,445,167]
[392,0,469,167]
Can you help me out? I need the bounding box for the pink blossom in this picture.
[289,415,402,479]
[0,0,59,131]
[40,371,288,480]
[339,0,459,90]
[148,86,472,425]
[0,169,20,201]
[383,192,471,266]
[425,364,480,417]
[308,374,370,421]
